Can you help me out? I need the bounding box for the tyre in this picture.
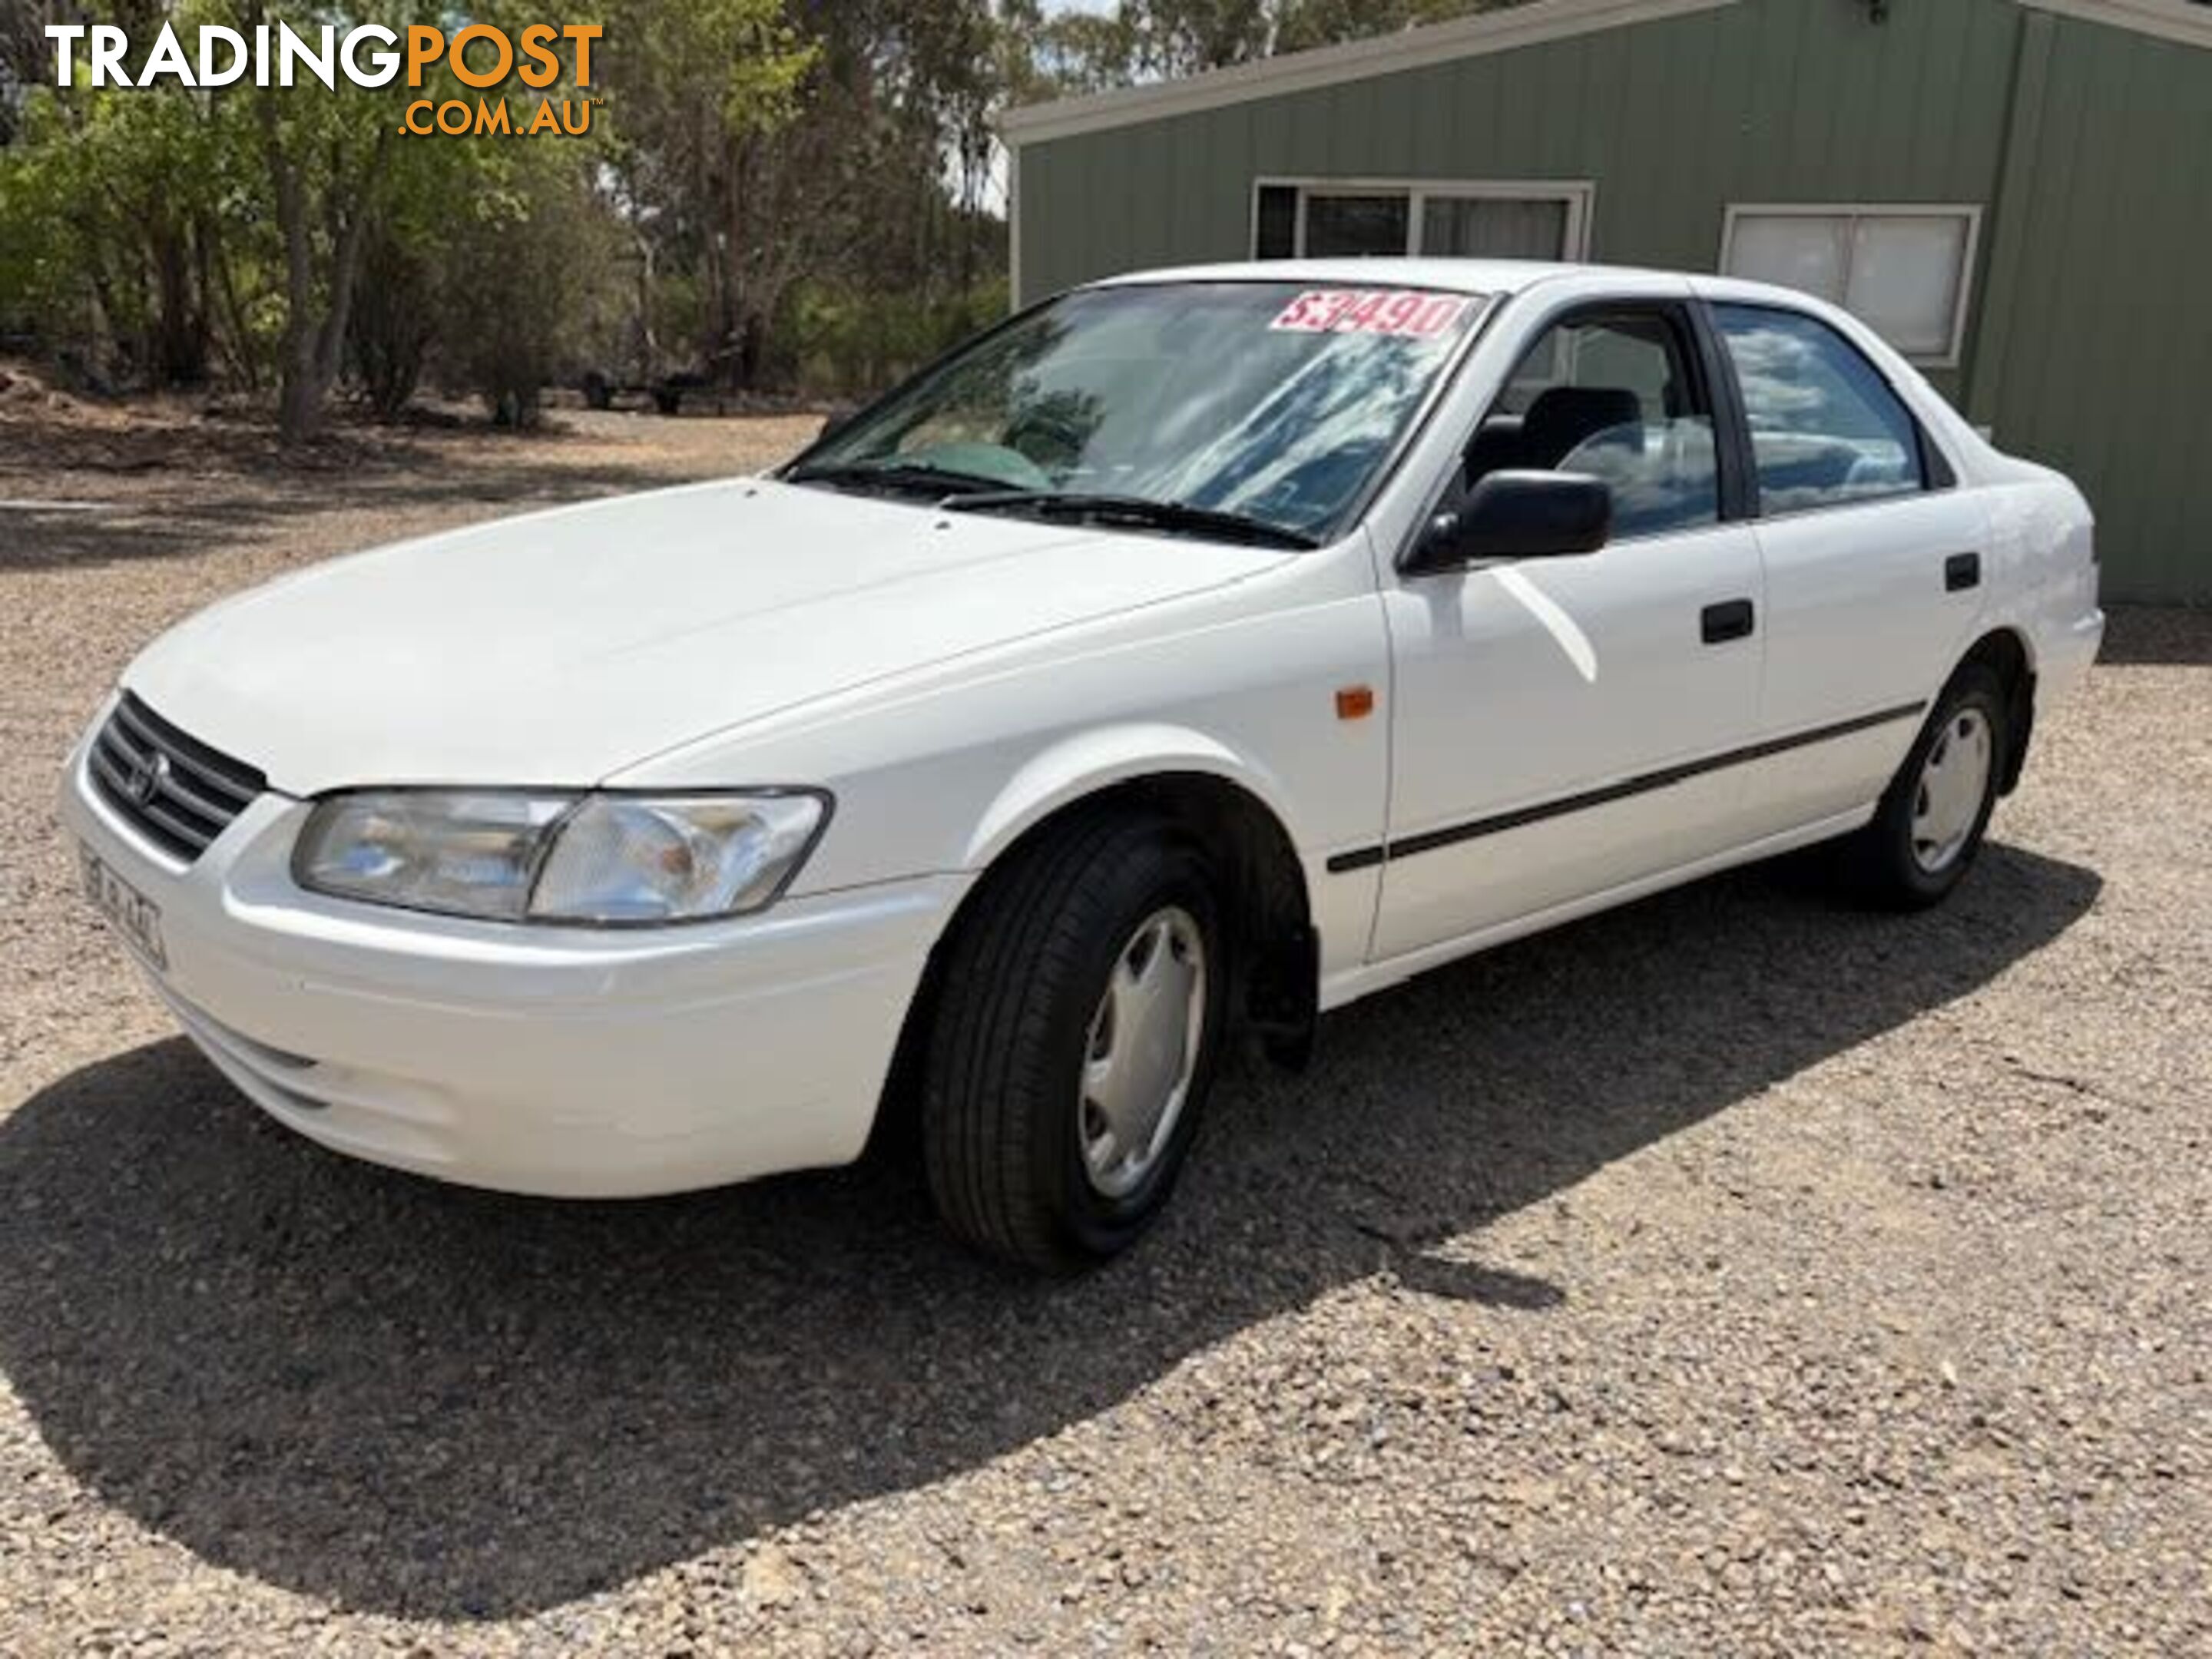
[1840,664,2008,910]
[920,810,1228,1271]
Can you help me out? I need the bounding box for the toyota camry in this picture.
[61,259,2103,1270]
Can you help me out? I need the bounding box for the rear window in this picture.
[1714,303,1929,515]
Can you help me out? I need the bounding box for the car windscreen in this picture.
[788,281,1488,543]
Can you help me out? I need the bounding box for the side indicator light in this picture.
[1335,685,1376,721]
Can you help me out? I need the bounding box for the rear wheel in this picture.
[1840,664,2007,909]
[920,811,1227,1271]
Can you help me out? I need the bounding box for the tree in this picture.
[0,12,257,390]
[194,0,403,442]
[433,137,624,427]
[2,0,1026,425]
[1013,0,1526,87]
[594,0,816,387]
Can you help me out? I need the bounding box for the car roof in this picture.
[1086,258,1837,313]
[1089,257,1603,297]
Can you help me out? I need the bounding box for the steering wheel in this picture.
[899,440,1052,492]
[1003,402,1094,474]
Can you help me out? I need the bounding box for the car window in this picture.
[1713,303,1928,515]
[796,281,1486,542]
[1463,310,1720,540]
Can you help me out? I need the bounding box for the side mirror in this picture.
[1404,470,1611,575]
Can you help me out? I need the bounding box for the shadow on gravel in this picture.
[2098,604,2212,667]
[0,843,2099,1618]
[0,458,704,575]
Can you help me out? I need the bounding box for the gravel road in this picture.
[2,402,2207,1655]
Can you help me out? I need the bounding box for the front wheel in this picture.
[1840,664,2008,909]
[919,811,1228,1272]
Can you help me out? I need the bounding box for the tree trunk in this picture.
[206,218,260,392]
[312,131,384,406]
[72,225,124,389]
[632,229,660,382]
[265,100,321,444]
[263,100,389,446]
[150,218,206,387]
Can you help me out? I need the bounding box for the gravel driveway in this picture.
[2,404,2207,1655]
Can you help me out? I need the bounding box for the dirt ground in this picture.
[1,398,2207,1655]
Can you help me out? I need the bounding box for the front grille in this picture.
[88,692,266,863]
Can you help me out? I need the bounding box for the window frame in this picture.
[1716,203,1984,369]
[1702,299,1956,524]
[1437,296,1743,551]
[1252,176,1596,263]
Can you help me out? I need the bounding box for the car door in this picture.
[1703,300,1990,836]
[1370,299,1767,962]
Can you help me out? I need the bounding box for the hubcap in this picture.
[1911,707,1994,873]
[1078,906,1207,1199]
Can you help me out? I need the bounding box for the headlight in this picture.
[293,789,831,926]
[531,794,828,923]
[293,791,568,922]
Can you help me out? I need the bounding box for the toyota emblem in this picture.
[123,748,169,805]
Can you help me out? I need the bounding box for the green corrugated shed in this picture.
[1004,0,2212,601]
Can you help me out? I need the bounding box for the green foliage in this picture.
[1018,0,1521,88]
[597,0,816,141]
[783,275,1008,399]
[3,0,1522,426]
[433,140,624,426]
[0,65,257,383]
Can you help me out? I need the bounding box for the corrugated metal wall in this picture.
[1967,10,2212,604]
[1013,0,2212,601]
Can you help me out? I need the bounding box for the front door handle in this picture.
[1945,552,1982,592]
[1701,598,1756,644]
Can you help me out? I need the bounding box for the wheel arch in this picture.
[959,726,1298,869]
[965,732,1318,1045]
[1953,626,2037,795]
[969,727,1316,1026]
[872,738,1320,1157]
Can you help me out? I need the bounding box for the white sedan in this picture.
[61,259,2102,1270]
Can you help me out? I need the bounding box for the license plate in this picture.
[80,842,167,971]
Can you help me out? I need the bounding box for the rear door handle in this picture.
[1945,552,1982,592]
[1700,598,1756,644]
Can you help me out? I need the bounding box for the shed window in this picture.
[1305,194,1411,258]
[1423,197,1571,260]
[1252,179,1592,263]
[1720,206,1982,366]
[1254,185,1299,259]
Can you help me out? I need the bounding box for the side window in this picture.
[1714,304,1929,515]
[1463,310,1720,540]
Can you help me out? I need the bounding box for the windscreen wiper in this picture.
[783,459,1016,498]
[949,491,1321,551]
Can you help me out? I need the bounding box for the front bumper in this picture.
[61,731,965,1197]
